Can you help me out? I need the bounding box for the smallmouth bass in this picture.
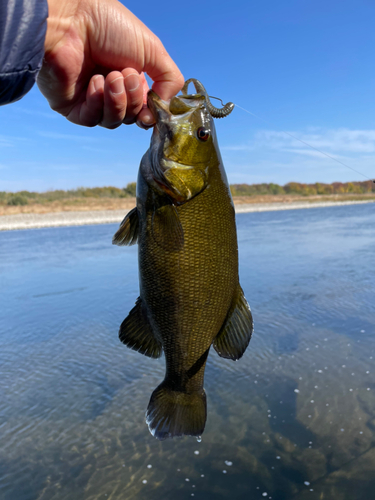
[113,79,253,440]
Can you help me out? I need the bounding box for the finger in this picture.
[100,71,127,129]
[140,72,150,104]
[136,107,155,129]
[78,75,104,127]
[89,4,184,102]
[143,39,184,101]
[121,69,143,125]
[135,72,155,129]
[150,66,184,102]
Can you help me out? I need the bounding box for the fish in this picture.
[113,79,253,440]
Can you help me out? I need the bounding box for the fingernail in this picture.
[124,73,140,92]
[93,76,102,93]
[110,76,124,95]
[141,121,153,129]
[141,112,155,126]
[137,120,153,130]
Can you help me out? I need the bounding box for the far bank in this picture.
[0,196,374,231]
[1,192,375,217]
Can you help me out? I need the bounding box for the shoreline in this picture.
[0,198,374,232]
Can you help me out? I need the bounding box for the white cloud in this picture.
[224,142,375,185]
[82,146,112,153]
[0,134,32,148]
[221,145,253,151]
[253,128,375,154]
[0,137,12,148]
[13,107,57,119]
[222,127,375,183]
[281,148,329,158]
[38,131,98,142]
[224,128,375,155]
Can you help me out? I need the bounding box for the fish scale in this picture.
[140,181,236,374]
[113,79,253,439]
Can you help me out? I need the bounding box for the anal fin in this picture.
[119,297,162,358]
[213,286,253,360]
[112,207,139,246]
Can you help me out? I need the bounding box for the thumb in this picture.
[146,48,184,100]
[141,35,184,100]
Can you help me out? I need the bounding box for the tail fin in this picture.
[146,382,207,440]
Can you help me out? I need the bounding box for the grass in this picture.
[1,181,374,215]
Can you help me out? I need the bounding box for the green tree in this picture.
[124,182,137,197]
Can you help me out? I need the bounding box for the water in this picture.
[0,204,374,500]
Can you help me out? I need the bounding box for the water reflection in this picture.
[0,204,374,499]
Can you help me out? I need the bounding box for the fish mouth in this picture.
[147,89,206,123]
[147,91,191,191]
[146,89,207,202]
[147,90,170,124]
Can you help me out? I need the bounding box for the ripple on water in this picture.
[0,205,374,499]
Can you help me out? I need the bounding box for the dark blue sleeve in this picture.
[0,0,48,105]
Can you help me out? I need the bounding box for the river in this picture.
[0,203,374,500]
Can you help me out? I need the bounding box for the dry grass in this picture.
[0,197,136,216]
[1,193,374,216]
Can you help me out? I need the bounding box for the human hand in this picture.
[37,0,184,129]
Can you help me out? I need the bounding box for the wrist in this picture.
[44,0,87,54]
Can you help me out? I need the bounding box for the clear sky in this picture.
[1,0,374,192]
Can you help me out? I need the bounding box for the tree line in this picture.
[229,180,375,197]
[1,183,137,206]
[1,180,374,206]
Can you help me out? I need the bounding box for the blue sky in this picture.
[1,0,374,192]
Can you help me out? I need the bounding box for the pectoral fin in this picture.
[152,204,184,251]
[112,207,139,246]
[213,286,253,360]
[119,297,162,358]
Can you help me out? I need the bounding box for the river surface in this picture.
[0,204,374,500]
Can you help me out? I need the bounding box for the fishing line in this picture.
[209,96,374,183]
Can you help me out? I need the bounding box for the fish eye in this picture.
[197,127,210,141]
